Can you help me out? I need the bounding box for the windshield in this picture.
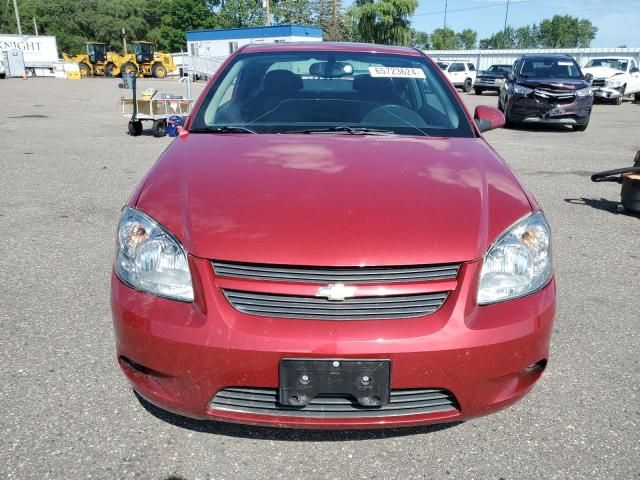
[132,43,152,55]
[487,65,511,73]
[519,58,582,79]
[191,51,474,138]
[584,59,628,72]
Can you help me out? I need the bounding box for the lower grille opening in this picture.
[119,356,161,377]
[524,359,547,376]
[210,387,459,418]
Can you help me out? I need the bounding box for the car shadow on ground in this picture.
[134,391,463,441]
[564,197,639,218]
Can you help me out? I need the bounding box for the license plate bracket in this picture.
[279,359,391,407]
[548,106,566,117]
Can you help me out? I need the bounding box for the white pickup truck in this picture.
[436,61,477,92]
[582,57,640,105]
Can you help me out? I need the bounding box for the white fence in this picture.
[175,47,640,77]
[423,47,640,70]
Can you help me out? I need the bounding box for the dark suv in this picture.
[499,55,593,131]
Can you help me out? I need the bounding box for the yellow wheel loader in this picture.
[62,42,108,77]
[63,41,175,79]
[128,41,176,79]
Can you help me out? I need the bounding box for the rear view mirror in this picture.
[474,105,505,133]
[630,67,640,74]
[309,62,354,78]
[584,73,594,84]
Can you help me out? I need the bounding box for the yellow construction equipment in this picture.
[126,41,176,79]
[62,42,108,77]
[63,41,175,79]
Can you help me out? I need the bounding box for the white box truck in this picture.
[0,34,59,77]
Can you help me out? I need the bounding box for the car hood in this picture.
[581,66,625,79]
[516,77,589,90]
[134,134,533,266]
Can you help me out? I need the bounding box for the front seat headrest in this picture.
[263,70,303,95]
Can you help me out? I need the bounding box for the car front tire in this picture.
[572,119,589,132]
[463,79,473,93]
[474,88,483,95]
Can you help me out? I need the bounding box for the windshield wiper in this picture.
[285,126,397,136]
[189,126,257,134]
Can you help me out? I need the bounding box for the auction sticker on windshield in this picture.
[369,66,426,79]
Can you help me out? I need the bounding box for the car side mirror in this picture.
[584,73,594,84]
[474,105,505,133]
[630,67,640,74]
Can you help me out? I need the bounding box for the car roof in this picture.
[239,42,422,56]
[518,54,575,60]
[588,56,633,61]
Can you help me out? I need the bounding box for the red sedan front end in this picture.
[111,43,555,429]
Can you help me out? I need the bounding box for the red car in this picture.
[112,42,555,429]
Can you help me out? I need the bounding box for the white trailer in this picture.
[0,34,59,77]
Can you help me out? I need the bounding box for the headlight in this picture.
[575,86,593,97]
[513,84,533,95]
[478,211,552,305]
[606,79,623,88]
[115,207,194,301]
[495,78,504,85]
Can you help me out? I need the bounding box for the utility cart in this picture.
[121,74,193,137]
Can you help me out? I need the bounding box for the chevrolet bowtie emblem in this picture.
[316,283,357,301]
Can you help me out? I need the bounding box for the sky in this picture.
[346,0,639,48]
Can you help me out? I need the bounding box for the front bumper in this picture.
[111,257,556,429]
[474,79,503,90]
[593,86,624,100]
[507,94,592,125]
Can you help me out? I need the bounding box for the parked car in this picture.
[112,42,555,429]
[437,61,477,92]
[581,57,640,105]
[474,64,512,95]
[499,54,593,131]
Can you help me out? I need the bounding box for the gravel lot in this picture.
[1,77,638,480]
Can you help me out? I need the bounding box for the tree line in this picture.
[0,0,598,54]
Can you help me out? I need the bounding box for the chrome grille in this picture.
[222,290,448,320]
[213,261,460,283]
[592,79,606,87]
[210,387,458,418]
[534,88,576,104]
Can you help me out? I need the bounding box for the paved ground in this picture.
[0,77,638,480]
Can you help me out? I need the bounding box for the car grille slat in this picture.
[225,290,448,305]
[210,387,459,418]
[213,261,460,284]
[222,290,448,320]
